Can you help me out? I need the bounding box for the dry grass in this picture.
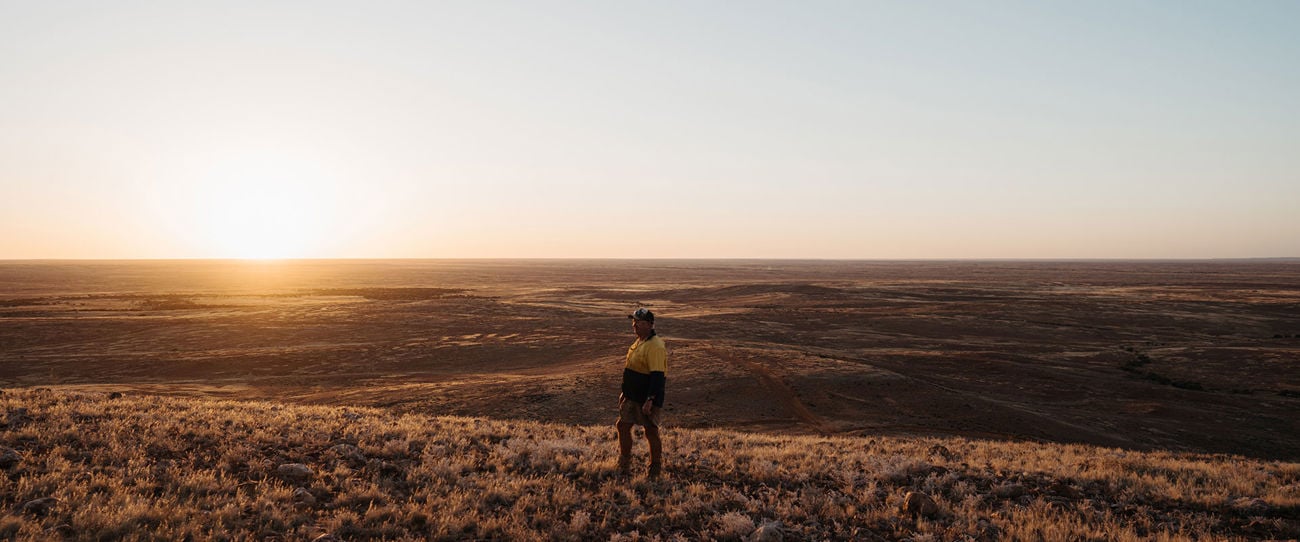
[1,388,1296,541]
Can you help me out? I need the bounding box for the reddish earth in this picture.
[1,259,1297,459]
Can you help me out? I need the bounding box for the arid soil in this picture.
[4,389,1297,540]
[1,260,1297,459]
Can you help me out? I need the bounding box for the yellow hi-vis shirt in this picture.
[625,334,667,375]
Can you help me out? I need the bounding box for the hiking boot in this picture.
[647,462,663,480]
[617,455,632,475]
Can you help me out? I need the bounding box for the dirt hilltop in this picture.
[1,389,1296,540]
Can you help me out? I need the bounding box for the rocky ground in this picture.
[1,389,1297,540]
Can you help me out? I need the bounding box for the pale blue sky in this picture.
[2,1,1296,258]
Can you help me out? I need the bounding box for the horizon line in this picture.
[2,256,1298,263]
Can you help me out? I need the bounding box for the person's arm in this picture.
[642,343,667,412]
[645,372,665,407]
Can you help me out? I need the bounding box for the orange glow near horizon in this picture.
[186,154,342,260]
[2,4,1298,260]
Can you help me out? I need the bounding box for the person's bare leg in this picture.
[616,421,634,472]
[645,425,662,476]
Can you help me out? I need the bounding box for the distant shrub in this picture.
[712,511,755,540]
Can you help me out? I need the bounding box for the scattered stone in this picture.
[994,484,1027,499]
[1045,496,1072,509]
[0,447,21,469]
[20,497,58,517]
[407,440,426,455]
[292,487,317,506]
[107,392,124,400]
[749,520,784,542]
[928,444,955,460]
[3,408,32,430]
[975,518,1001,542]
[276,463,313,484]
[1233,497,1270,513]
[1050,481,1083,500]
[902,491,939,518]
[328,443,366,465]
[153,459,175,474]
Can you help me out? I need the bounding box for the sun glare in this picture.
[191,154,340,259]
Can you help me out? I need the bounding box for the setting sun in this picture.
[189,154,341,259]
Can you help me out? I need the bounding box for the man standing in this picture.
[617,307,667,478]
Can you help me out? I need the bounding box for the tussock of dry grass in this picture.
[1,389,1296,541]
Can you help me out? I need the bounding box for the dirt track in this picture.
[708,345,832,434]
[1,259,1298,459]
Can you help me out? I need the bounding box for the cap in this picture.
[628,308,655,323]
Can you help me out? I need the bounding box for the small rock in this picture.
[328,443,366,465]
[20,497,58,517]
[975,518,1001,542]
[1050,481,1083,500]
[928,444,955,460]
[749,520,784,542]
[276,463,313,483]
[4,408,31,429]
[902,491,939,518]
[107,392,124,399]
[292,487,317,506]
[1233,497,1270,513]
[0,447,21,469]
[994,484,1027,499]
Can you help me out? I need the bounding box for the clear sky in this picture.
[2,1,1297,259]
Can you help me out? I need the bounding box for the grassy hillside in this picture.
[1,389,1296,541]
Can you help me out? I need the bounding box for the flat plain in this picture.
[2,259,1298,460]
